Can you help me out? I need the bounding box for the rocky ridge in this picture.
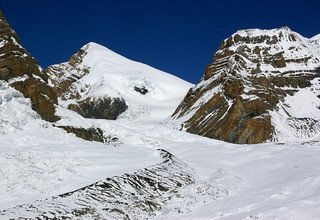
[0,11,59,122]
[171,27,320,144]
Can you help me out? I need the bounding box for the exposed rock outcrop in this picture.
[171,27,320,144]
[0,11,42,80]
[67,96,127,120]
[134,86,149,95]
[0,11,59,122]
[11,78,59,122]
[45,46,89,99]
[58,125,119,144]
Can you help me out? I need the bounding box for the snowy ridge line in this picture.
[0,149,195,220]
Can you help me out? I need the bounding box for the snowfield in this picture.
[1,76,320,219]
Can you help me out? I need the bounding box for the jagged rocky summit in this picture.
[170,27,320,144]
[0,11,59,122]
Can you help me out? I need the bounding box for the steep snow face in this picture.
[46,43,192,120]
[169,27,320,143]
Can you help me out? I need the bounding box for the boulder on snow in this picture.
[67,96,128,120]
[58,125,106,143]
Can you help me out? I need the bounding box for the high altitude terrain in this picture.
[170,27,320,144]
[1,10,320,220]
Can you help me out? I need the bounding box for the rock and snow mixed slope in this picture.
[46,42,192,121]
[170,27,320,144]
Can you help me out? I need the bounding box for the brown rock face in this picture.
[171,27,320,144]
[0,11,43,80]
[58,125,120,144]
[58,126,106,143]
[11,78,59,122]
[0,11,59,122]
[67,97,127,120]
[183,96,272,144]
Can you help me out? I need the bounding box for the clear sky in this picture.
[2,0,320,83]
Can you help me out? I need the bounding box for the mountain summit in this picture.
[46,42,192,121]
[170,27,320,144]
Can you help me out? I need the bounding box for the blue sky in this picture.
[2,0,320,83]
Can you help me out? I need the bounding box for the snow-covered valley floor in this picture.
[92,117,320,220]
[1,82,320,219]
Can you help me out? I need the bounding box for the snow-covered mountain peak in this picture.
[233,26,293,38]
[82,41,112,51]
[217,26,320,78]
[76,42,133,67]
[75,42,188,85]
[227,26,313,49]
[46,42,192,121]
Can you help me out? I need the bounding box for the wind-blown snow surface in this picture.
[1,75,320,219]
